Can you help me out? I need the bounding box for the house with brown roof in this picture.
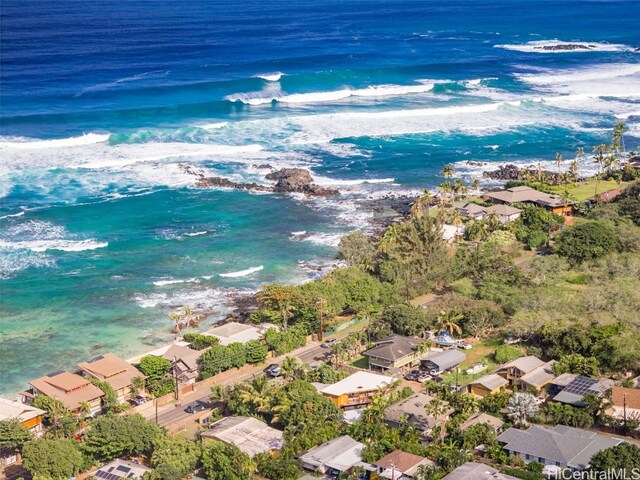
[320,371,393,409]
[373,450,433,479]
[485,204,522,223]
[384,392,453,438]
[78,353,144,403]
[495,356,556,392]
[608,387,640,424]
[21,371,105,416]
[460,412,504,434]
[363,335,428,372]
[0,398,46,436]
[468,373,509,397]
[485,186,573,216]
[160,344,203,385]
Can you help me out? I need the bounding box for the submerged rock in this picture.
[534,44,595,51]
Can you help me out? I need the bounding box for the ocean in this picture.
[1,0,639,395]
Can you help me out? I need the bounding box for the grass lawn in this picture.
[546,179,631,202]
[350,356,369,369]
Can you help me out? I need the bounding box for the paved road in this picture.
[143,340,332,428]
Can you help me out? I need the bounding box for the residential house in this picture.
[21,371,105,416]
[420,350,466,375]
[442,462,519,480]
[608,387,640,424]
[373,450,433,479]
[485,185,574,216]
[552,375,614,408]
[495,356,556,391]
[160,344,203,385]
[298,435,364,476]
[0,398,45,436]
[468,373,508,397]
[384,392,453,438]
[547,373,578,397]
[363,335,428,372]
[457,202,487,220]
[92,459,151,479]
[201,416,283,458]
[485,204,522,223]
[442,224,465,243]
[590,188,622,204]
[460,412,504,434]
[320,371,392,408]
[497,425,623,470]
[202,321,277,346]
[78,353,143,403]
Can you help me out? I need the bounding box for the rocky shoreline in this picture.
[480,163,564,185]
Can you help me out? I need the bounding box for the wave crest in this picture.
[219,265,264,277]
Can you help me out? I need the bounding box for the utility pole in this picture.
[155,398,158,425]
[623,392,627,435]
[172,356,179,401]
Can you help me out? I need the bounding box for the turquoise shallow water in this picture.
[1,0,640,395]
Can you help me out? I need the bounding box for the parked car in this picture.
[184,402,206,414]
[264,363,281,377]
[457,341,472,350]
[132,395,148,406]
[416,371,431,383]
[321,338,337,348]
[404,370,422,381]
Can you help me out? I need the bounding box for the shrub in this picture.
[555,221,619,264]
[183,333,219,350]
[494,345,522,364]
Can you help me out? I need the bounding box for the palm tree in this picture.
[410,189,433,219]
[438,181,453,208]
[555,152,564,174]
[280,356,302,379]
[271,287,296,330]
[486,211,500,231]
[169,311,182,335]
[210,384,231,414]
[569,159,579,182]
[79,401,91,419]
[592,144,609,197]
[436,309,463,336]
[471,178,480,193]
[425,397,449,442]
[442,164,455,179]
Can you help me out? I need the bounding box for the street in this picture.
[141,339,332,429]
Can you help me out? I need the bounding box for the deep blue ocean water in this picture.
[1,0,639,395]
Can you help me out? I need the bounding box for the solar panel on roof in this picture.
[95,471,110,479]
[563,377,598,395]
[116,466,130,473]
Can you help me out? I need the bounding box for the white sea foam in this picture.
[225,82,435,105]
[184,231,208,237]
[0,133,110,150]
[291,231,307,235]
[312,176,395,187]
[199,122,228,130]
[0,251,56,279]
[0,211,25,220]
[219,265,264,278]
[495,40,636,53]
[134,286,251,311]
[76,70,169,96]
[254,72,284,82]
[301,233,343,247]
[0,239,108,252]
[153,278,200,286]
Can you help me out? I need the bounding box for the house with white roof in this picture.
[201,416,283,458]
[0,397,45,436]
[202,322,277,346]
[320,371,393,408]
[298,435,364,475]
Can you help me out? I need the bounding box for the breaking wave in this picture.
[219,265,264,277]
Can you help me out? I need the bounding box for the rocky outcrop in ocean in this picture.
[179,164,339,197]
[483,164,563,184]
[534,44,595,51]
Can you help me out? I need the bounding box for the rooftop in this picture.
[457,202,487,217]
[298,435,364,472]
[519,360,556,388]
[384,392,453,432]
[78,353,143,391]
[485,204,522,216]
[442,462,519,480]
[498,425,622,469]
[421,349,466,371]
[0,397,45,423]
[93,459,151,480]
[460,412,504,431]
[320,371,392,397]
[485,185,570,208]
[611,386,640,410]
[553,376,614,407]
[28,371,105,411]
[469,373,508,391]
[375,450,431,477]
[364,335,425,362]
[201,416,283,458]
[202,321,265,346]
[501,356,545,374]
[160,344,202,371]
